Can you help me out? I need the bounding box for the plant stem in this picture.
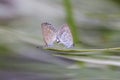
[45,47,120,53]
[63,0,79,44]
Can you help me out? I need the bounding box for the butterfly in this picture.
[56,24,74,48]
[41,22,57,47]
[41,22,74,48]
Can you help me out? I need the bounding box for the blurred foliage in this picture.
[111,0,120,5]
[63,0,79,44]
[0,0,120,80]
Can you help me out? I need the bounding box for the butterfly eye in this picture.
[56,39,60,43]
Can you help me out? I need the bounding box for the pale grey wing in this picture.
[57,24,73,48]
[41,22,57,47]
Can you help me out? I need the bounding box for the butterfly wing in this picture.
[57,24,74,48]
[41,22,57,47]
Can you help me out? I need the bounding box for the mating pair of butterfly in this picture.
[41,22,74,48]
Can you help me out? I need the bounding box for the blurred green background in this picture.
[0,0,120,80]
